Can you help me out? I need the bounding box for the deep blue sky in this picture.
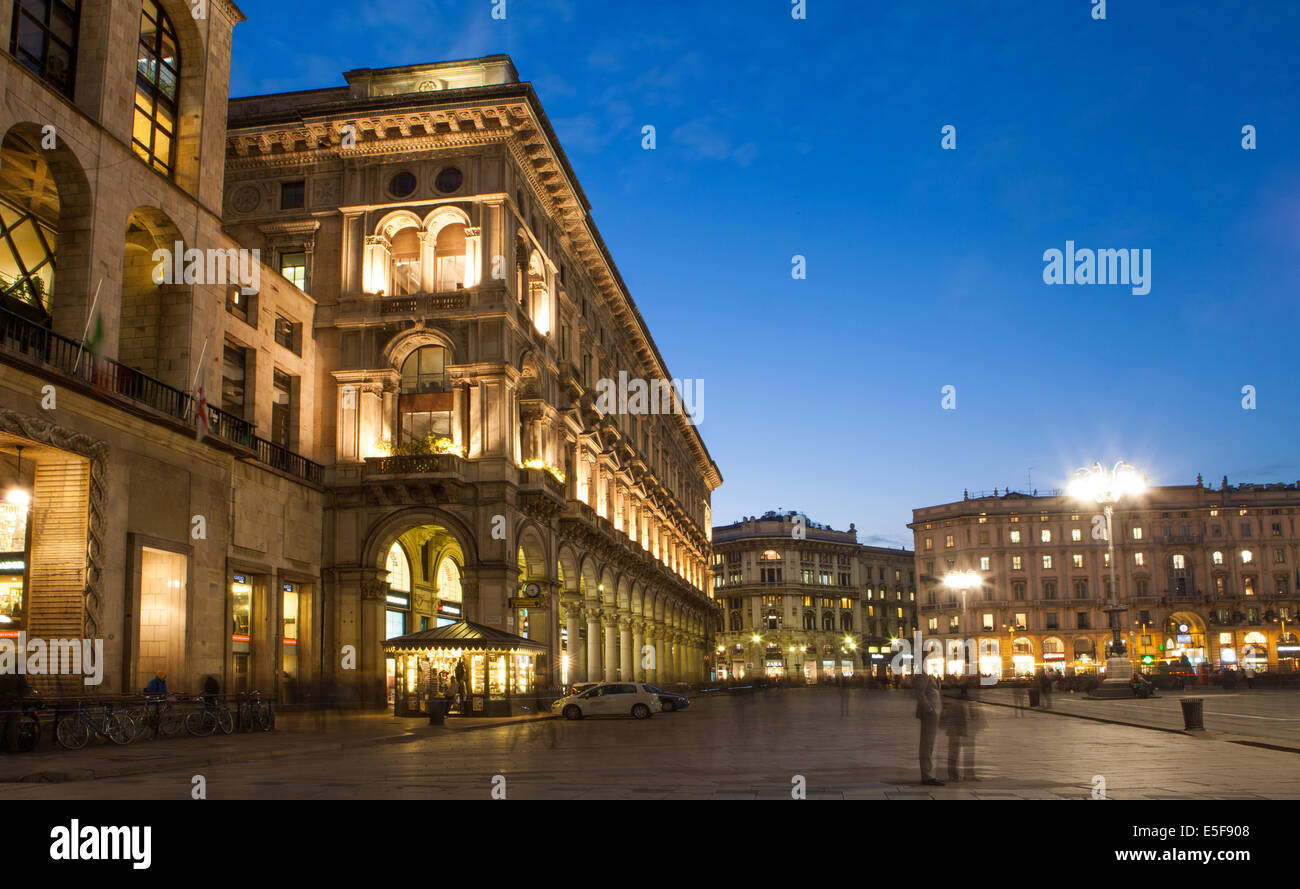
[231,1,1300,548]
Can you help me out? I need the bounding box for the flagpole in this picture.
[190,336,209,432]
[71,278,102,375]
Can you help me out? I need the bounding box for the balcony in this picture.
[334,286,488,323]
[518,466,566,519]
[0,305,321,485]
[358,453,473,504]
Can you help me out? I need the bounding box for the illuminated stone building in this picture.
[910,478,1300,678]
[711,511,916,681]
[0,0,324,698]
[0,2,719,708]
[223,56,721,703]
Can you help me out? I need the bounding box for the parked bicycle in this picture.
[236,691,274,733]
[55,699,134,749]
[185,694,235,737]
[13,693,45,752]
[125,694,184,741]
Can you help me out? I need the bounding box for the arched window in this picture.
[433,223,466,291]
[1212,551,1224,565]
[134,0,180,175]
[398,346,452,446]
[840,612,853,631]
[389,227,422,295]
[822,612,834,631]
[803,611,815,630]
[436,556,462,604]
[386,542,411,593]
[729,611,741,632]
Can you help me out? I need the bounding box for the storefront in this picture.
[1073,637,1097,674]
[1164,616,1207,666]
[1242,631,1269,672]
[1278,634,1299,672]
[384,620,545,717]
[764,645,785,679]
[0,499,27,632]
[1012,637,1035,677]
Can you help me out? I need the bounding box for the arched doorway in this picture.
[1164,613,1207,668]
[1012,637,1035,677]
[1042,636,1065,673]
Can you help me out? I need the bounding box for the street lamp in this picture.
[943,570,981,675]
[1069,460,1145,698]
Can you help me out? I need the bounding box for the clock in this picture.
[523,582,541,597]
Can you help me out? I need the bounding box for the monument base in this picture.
[1089,655,1134,699]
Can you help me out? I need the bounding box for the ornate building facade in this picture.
[0,0,325,698]
[0,5,720,705]
[711,511,916,681]
[222,57,721,701]
[910,479,1300,678]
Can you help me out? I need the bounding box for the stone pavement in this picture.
[978,686,1300,750]
[3,687,1299,799]
[0,706,550,784]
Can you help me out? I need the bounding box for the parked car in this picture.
[644,684,689,712]
[567,681,599,697]
[551,682,662,720]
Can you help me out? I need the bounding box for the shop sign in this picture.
[0,560,23,572]
[1043,652,1065,661]
[509,597,543,609]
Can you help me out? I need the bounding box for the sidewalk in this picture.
[0,708,553,784]
[973,686,1300,752]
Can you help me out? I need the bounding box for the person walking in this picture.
[1038,670,1054,710]
[914,671,944,786]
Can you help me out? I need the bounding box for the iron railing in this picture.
[0,305,321,485]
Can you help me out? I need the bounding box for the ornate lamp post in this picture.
[1069,461,1145,699]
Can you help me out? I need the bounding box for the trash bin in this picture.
[1028,688,1041,707]
[1180,697,1205,731]
[428,700,446,726]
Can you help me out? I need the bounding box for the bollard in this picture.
[1180,697,1205,731]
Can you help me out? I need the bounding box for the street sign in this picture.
[509,596,543,609]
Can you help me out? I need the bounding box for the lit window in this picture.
[1071,528,1082,542]
[1041,529,1052,543]
[1011,556,1023,570]
[386,542,411,592]
[979,556,990,571]
[1009,530,1021,544]
[1132,527,1143,540]
[133,0,180,175]
[1242,550,1253,565]
[1172,554,1186,570]
[1212,551,1223,565]
[1072,554,1083,568]
[279,251,307,291]
[1134,552,1144,567]
[1042,555,1053,569]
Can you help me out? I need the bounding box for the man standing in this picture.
[914,670,944,786]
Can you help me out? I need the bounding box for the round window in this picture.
[389,172,417,197]
[435,167,464,194]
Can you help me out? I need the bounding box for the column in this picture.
[647,624,663,684]
[564,597,581,687]
[631,619,646,681]
[619,617,633,680]
[586,608,602,683]
[603,612,618,683]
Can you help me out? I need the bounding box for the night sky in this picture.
[230,1,1300,547]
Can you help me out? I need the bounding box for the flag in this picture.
[195,385,210,441]
[83,313,103,357]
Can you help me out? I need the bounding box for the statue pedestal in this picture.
[1090,655,1134,699]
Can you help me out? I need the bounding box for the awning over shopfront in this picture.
[383,619,546,655]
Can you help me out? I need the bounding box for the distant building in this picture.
[909,479,1300,678]
[711,511,916,681]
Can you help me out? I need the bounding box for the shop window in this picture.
[0,497,29,628]
[133,0,180,175]
[281,582,301,703]
[230,574,254,693]
[136,547,186,693]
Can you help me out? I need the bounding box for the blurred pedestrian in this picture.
[1012,683,1026,717]
[914,671,943,786]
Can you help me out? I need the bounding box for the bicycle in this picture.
[55,699,134,749]
[185,695,235,736]
[126,694,184,741]
[10,694,44,752]
[237,691,274,733]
